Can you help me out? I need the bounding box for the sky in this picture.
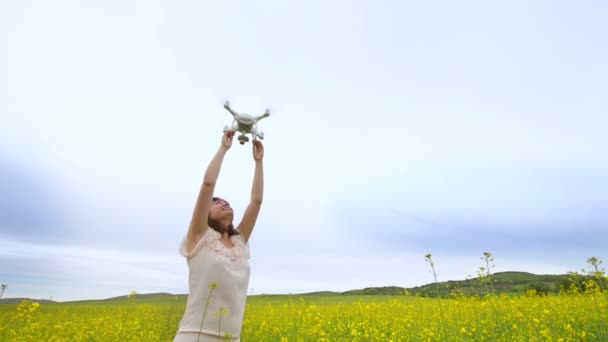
[1,0,607,302]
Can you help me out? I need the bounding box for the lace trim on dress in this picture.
[179,227,250,262]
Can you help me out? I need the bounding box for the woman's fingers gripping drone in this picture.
[222,130,235,149]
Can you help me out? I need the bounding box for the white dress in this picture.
[174,227,251,341]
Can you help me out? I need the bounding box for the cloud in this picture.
[0,156,68,242]
[1,0,607,301]
[327,162,608,270]
[0,237,185,301]
[332,162,608,231]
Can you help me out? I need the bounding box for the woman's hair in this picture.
[208,216,240,236]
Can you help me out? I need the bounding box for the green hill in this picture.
[101,292,176,301]
[296,271,590,298]
[401,271,574,298]
[343,286,405,296]
[1,271,594,304]
[0,298,57,305]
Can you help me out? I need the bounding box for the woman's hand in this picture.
[253,140,264,161]
[221,130,235,150]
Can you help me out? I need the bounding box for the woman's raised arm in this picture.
[186,130,235,252]
[237,139,264,243]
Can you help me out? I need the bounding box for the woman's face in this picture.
[209,197,233,222]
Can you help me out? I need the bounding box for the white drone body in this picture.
[223,101,270,145]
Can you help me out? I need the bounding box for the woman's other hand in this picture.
[253,140,264,161]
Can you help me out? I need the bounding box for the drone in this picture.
[222,101,270,145]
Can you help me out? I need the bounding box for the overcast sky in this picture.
[1,0,607,302]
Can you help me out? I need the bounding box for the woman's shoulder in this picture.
[179,227,221,259]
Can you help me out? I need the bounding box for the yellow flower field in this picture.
[1,289,606,341]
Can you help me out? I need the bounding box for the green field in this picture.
[2,256,607,341]
[2,289,608,341]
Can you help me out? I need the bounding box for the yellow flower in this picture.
[5,278,607,341]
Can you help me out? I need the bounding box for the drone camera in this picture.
[238,134,249,145]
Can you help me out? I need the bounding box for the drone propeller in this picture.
[262,104,277,118]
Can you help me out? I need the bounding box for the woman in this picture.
[174,130,264,342]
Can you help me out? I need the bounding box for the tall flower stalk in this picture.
[425,254,446,339]
[197,282,218,342]
[0,284,7,299]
